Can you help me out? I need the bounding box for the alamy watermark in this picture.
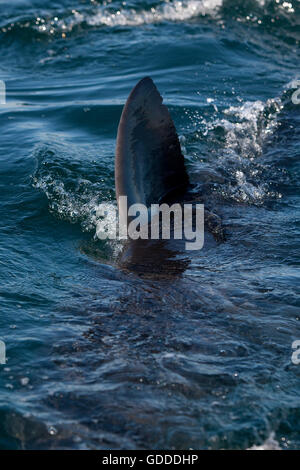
[95,196,204,251]
[0,340,6,365]
[291,340,300,365]
[291,80,300,105]
[0,80,6,105]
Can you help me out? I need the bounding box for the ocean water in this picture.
[0,0,299,450]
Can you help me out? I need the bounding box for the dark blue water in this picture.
[0,0,299,450]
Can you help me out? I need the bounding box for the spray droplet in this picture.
[20,377,29,386]
[48,426,58,436]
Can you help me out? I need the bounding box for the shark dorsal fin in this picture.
[115,77,189,209]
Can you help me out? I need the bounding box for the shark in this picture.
[114,77,224,276]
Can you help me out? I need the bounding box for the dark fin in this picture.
[115,77,189,209]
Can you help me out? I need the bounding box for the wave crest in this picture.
[2,0,298,39]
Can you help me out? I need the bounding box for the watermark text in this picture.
[291,340,300,365]
[0,80,6,105]
[291,79,300,105]
[95,197,204,251]
[0,340,6,365]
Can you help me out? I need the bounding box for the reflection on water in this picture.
[118,238,191,278]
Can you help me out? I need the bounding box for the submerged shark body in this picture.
[115,77,224,276]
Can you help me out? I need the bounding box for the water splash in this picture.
[248,432,282,450]
[188,91,285,205]
[87,0,223,28]
[32,146,114,233]
[2,0,298,39]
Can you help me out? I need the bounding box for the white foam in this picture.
[220,97,282,204]
[28,0,298,35]
[32,169,124,255]
[190,92,283,205]
[247,432,281,450]
[36,0,224,34]
[222,99,282,159]
[33,174,107,231]
[87,1,223,27]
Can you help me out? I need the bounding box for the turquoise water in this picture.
[0,0,299,449]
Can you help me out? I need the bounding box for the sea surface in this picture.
[0,0,299,450]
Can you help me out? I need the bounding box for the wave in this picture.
[1,0,299,40]
[31,144,123,256]
[32,145,114,232]
[188,87,294,205]
[86,0,223,27]
[247,432,281,450]
[32,83,294,237]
